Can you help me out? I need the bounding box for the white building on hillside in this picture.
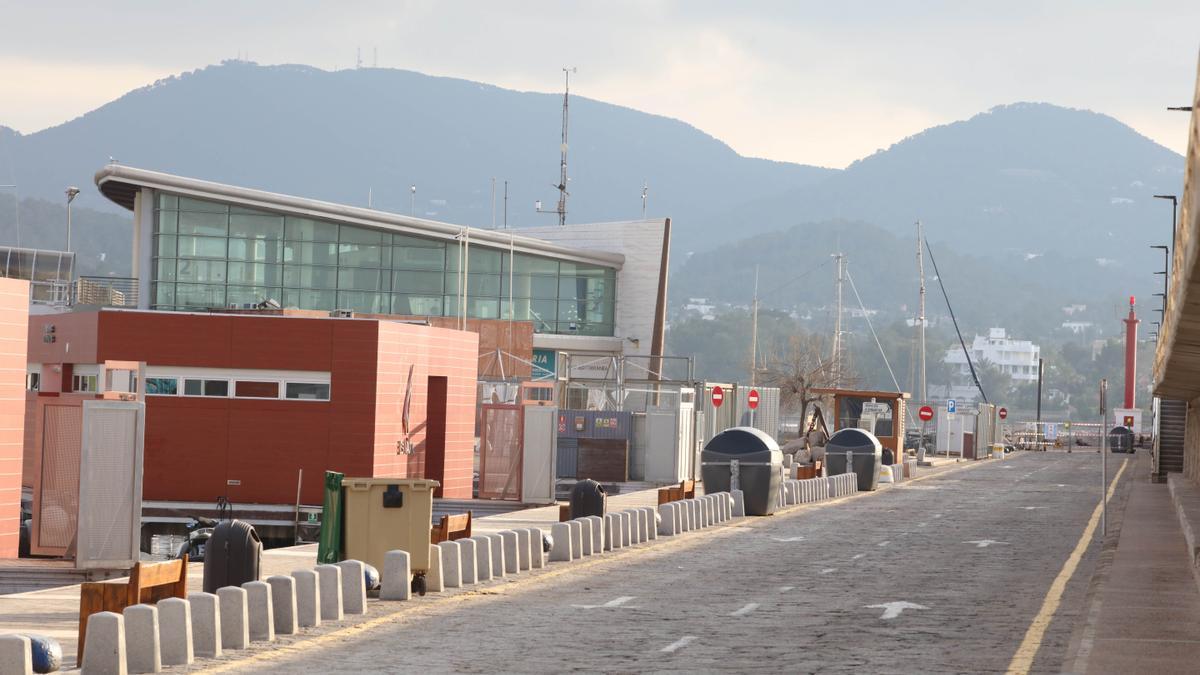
[944,327,1040,381]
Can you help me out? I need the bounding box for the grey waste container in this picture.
[1108,426,1134,454]
[569,479,607,518]
[701,427,783,516]
[203,520,262,593]
[825,428,883,491]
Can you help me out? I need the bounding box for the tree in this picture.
[758,331,849,432]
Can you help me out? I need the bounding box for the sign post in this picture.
[945,399,957,457]
[747,388,759,427]
[918,405,934,464]
[711,385,724,408]
[1100,378,1108,538]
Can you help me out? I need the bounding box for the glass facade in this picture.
[152,193,616,336]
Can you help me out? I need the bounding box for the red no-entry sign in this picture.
[711,385,725,408]
[748,389,760,409]
[998,407,1008,420]
[918,405,934,422]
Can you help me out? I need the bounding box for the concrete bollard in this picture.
[157,597,193,667]
[469,536,493,581]
[335,560,367,615]
[673,500,684,532]
[732,490,746,517]
[242,581,275,643]
[486,533,506,578]
[0,634,31,675]
[267,576,298,636]
[642,507,659,539]
[514,528,533,570]
[689,500,700,529]
[635,508,649,541]
[458,537,479,583]
[123,604,161,674]
[566,520,584,558]
[217,586,249,650]
[585,515,605,552]
[529,527,546,569]
[82,611,125,674]
[499,530,522,571]
[291,569,321,629]
[439,541,463,587]
[315,564,344,622]
[658,503,677,535]
[575,519,593,556]
[603,514,619,550]
[186,592,221,658]
[678,501,690,532]
[381,550,412,601]
[619,511,633,546]
[427,545,445,592]
[719,493,730,521]
[550,522,573,561]
[703,497,714,525]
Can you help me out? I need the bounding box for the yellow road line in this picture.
[1006,458,1128,675]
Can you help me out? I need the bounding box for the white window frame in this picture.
[143,366,331,402]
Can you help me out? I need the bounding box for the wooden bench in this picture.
[431,512,472,544]
[78,556,188,664]
[657,479,697,505]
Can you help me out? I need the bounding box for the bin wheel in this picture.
[412,574,427,597]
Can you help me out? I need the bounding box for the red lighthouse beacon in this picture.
[1114,296,1141,436]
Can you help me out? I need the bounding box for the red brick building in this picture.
[24,309,478,505]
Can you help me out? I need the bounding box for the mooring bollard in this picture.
[266,576,297,636]
[157,597,193,667]
[439,540,463,587]
[123,603,161,674]
[315,564,344,622]
[550,522,574,561]
[242,581,276,642]
[381,550,412,601]
[458,537,479,583]
[335,560,367,615]
[217,586,249,650]
[82,611,125,673]
[186,592,221,658]
[291,569,321,629]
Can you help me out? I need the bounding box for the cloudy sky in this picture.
[1,1,1197,168]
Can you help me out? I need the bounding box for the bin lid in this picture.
[342,477,441,490]
[703,426,781,457]
[827,428,883,454]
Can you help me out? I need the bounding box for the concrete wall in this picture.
[0,279,29,557]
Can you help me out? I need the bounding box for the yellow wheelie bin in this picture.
[341,477,439,594]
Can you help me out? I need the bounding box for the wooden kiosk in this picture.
[811,388,910,461]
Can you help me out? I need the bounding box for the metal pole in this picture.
[917,221,928,455]
[1100,379,1108,537]
[1035,358,1043,423]
[749,266,759,387]
[66,200,72,253]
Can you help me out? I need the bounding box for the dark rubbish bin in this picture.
[569,479,608,518]
[825,428,883,491]
[701,427,783,516]
[1108,426,1134,454]
[203,519,262,593]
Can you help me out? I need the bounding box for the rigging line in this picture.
[845,268,916,430]
[757,258,833,299]
[924,238,988,404]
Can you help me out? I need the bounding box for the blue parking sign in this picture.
[947,399,956,414]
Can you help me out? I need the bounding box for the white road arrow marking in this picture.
[572,596,638,609]
[1022,506,1045,511]
[878,540,891,547]
[661,636,697,653]
[731,603,760,617]
[779,586,795,592]
[917,522,928,527]
[852,553,866,560]
[964,540,1009,548]
[866,601,929,620]
[820,568,837,574]
[772,536,806,542]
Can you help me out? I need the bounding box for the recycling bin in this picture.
[569,478,607,518]
[342,477,439,589]
[1108,427,1134,454]
[700,427,783,516]
[825,428,883,491]
[202,519,262,593]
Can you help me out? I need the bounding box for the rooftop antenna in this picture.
[641,182,648,218]
[537,67,575,226]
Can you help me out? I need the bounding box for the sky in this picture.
[0,1,1197,169]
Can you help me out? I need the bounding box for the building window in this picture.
[235,381,280,398]
[145,377,178,395]
[286,382,331,400]
[72,374,98,393]
[26,372,40,391]
[184,379,229,397]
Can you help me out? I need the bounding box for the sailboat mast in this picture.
[917,221,927,406]
[832,253,845,388]
[750,266,759,387]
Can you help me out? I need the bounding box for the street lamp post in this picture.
[1153,195,1178,253]
[65,186,80,253]
[1151,244,1169,320]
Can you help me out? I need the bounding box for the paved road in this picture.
[223,452,1128,674]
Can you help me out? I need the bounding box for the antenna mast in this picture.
[538,68,575,226]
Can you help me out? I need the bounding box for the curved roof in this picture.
[95,164,625,269]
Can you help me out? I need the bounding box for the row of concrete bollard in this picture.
[780,476,833,507]
[656,492,737,537]
[828,472,858,498]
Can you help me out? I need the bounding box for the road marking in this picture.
[819,568,836,574]
[852,553,866,560]
[1006,458,1129,675]
[661,636,697,653]
[878,540,891,547]
[964,540,1008,548]
[933,513,943,518]
[731,603,760,617]
[1022,506,1045,510]
[772,536,806,542]
[917,522,928,527]
[571,596,637,609]
[779,586,795,592]
[866,601,928,620]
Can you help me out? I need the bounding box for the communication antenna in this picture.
[641,182,649,218]
[537,67,575,226]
